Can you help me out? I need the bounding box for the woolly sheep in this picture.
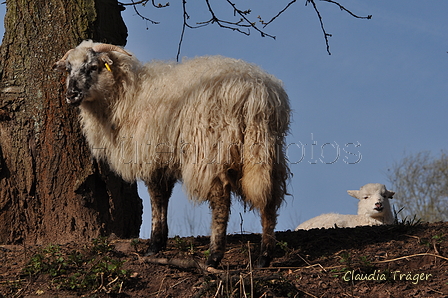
[53,40,290,268]
[295,183,395,230]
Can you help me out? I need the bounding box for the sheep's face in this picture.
[54,47,114,106]
[347,183,395,219]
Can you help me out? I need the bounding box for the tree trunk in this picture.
[0,0,142,245]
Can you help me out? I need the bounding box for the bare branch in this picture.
[320,0,372,19]
[176,0,189,62]
[151,0,170,8]
[195,0,276,38]
[119,0,148,6]
[307,0,332,55]
[119,0,169,8]
[223,0,276,39]
[126,0,372,57]
[126,0,160,25]
[305,0,372,55]
[261,0,297,28]
[175,0,277,60]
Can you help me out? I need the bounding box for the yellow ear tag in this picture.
[105,62,112,72]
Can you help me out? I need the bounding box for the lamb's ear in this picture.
[386,190,395,199]
[347,190,360,199]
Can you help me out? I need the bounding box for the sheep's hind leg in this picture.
[205,183,231,268]
[258,200,279,268]
[145,176,176,255]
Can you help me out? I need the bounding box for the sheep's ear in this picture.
[386,190,395,199]
[347,190,360,199]
[99,53,113,66]
[52,60,67,72]
[53,49,73,71]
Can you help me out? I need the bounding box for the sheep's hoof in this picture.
[144,247,160,257]
[144,250,156,257]
[205,252,223,269]
[145,242,166,256]
[257,255,271,268]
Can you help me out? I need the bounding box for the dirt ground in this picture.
[1,221,447,298]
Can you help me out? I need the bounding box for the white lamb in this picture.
[295,183,395,230]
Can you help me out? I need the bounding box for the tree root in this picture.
[142,256,240,275]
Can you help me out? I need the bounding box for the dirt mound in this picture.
[1,222,447,297]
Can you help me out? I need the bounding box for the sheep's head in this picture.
[347,183,395,220]
[53,40,131,106]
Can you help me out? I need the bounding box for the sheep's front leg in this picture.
[206,184,231,268]
[145,177,175,255]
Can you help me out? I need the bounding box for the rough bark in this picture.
[0,0,142,245]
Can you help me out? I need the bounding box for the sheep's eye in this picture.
[89,65,98,72]
[363,196,369,199]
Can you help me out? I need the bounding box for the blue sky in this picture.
[1,1,447,237]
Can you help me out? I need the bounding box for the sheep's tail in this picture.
[241,130,289,211]
[240,82,290,211]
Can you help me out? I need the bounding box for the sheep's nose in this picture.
[374,202,384,211]
[66,90,78,101]
[66,89,78,100]
[66,89,83,106]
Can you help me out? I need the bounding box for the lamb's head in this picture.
[347,183,395,221]
[53,40,132,106]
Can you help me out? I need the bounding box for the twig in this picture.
[306,0,332,55]
[106,276,119,288]
[224,0,276,39]
[119,0,149,5]
[176,0,188,62]
[151,0,169,8]
[93,273,105,293]
[129,0,160,26]
[299,289,319,298]
[427,288,444,295]
[320,0,372,20]
[156,275,166,297]
[434,242,440,255]
[295,252,328,273]
[177,0,210,61]
[199,0,252,36]
[149,276,189,297]
[262,0,297,28]
[118,0,169,8]
[213,280,223,297]
[0,279,27,285]
[192,0,276,38]
[171,277,190,288]
[240,273,247,298]
[258,252,448,272]
[374,253,448,263]
[248,241,254,298]
[306,0,371,55]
